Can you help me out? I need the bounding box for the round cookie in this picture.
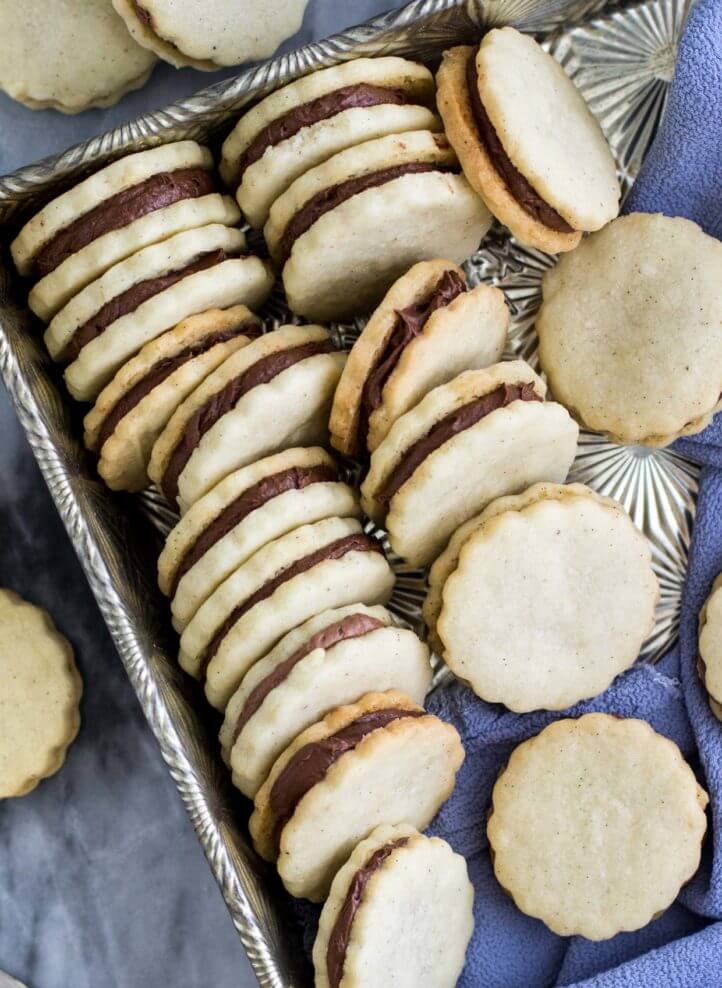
[249,690,465,901]
[313,824,473,988]
[265,130,492,323]
[0,0,155,114]
[113,0,308,71]
[178,516,396,710]
[220,604,432,797]
[537,213,722,446]
[436,483,659,711]
[330,259,508,457]
[158,447,361,631]
[83,305,261,492]
[436,31,619,252]
[0,590,82,798]
[221,57,437,228]
[698,573,722,722]
[361,361,579,567]
[488,714,708,939]
[11,142,238,322]
[149,325,346,512]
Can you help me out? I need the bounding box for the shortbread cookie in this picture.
[83,306,261,492]
[698,573,722,721]
[361,361,578,566]
[220,605,432,797]
[113,0,308,71]
[12,142,239,321]
[437,484,659,711]
[265,130,492,322]
[436,32,619,253]
[158,447,360,631]
[0,590,82,798]
[537,213,722,445]
[314,824,473,988]
[53,225,272,402]
[488,714,708,939]
[330,259,508,456]
[221,57,438,228]
[179,517,395,710]
[0,0,155,114]
[250,691,464,900]
[149,325,345,512]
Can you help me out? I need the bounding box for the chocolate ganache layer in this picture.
[65,248,235,362]
[233,84,410,184]
[269,707,425,851]
[465,49,573,234]
[327,837,411,988]
[161,338,335,505]
[277,162,457,264]
[376,381,542,508]
[231,612,386,743]
[170,462,339,598]
[200,534,383,676]
[34,168,217,278]
[96,320,260,451]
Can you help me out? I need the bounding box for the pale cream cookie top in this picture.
[488,714,708,940]
[537,213,722,446]
[0,590,82,798]
[0,0,155,114]
[699,573,722,714]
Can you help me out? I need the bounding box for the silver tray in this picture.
[0,0,696,983]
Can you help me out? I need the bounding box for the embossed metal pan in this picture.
[0,0,694,983]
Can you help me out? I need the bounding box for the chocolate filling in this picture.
[231,612,386,744]
[161,338,335,506]
[277,162,457,264]
[232,84,410,185]
[170,462,339,598]
[65,248,233,363]
[269,707,424,852]
[199,533,383,677]
[357,269,467,451]
[327,837,411,988]
[96,320,260,451]
[376,381,542,509]
[34,168,217,278]
[465,49,574,234]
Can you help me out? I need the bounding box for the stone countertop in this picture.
[0,3,398,986]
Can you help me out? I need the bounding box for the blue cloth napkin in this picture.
[425,1,722,984]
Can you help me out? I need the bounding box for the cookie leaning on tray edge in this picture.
[6,22,722,987]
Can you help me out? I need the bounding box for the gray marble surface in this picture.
[0,2,398,986]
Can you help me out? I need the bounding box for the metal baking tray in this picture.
[0,0,695,983]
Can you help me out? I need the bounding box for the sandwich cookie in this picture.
[179,516,396,710]
[264,130,492,322]
[48,224,272,402]
[12,141,240,321]
[82,306,261,492]
[149,325,346,513]
[488,714,708,939]
[698,574,722,722]
[538,213,722,446]
[220,57,438,228]
[158,447,361,632]
[0,0,155,114]
[0,590,82,798]
[249,690,464,900]
[361,361,579,567]
[330,259,508,457]
[113,0,308,71]
[313,824,473,988]
[220,604,432,797]
[436,30,619,253]
[436,483,659,711]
